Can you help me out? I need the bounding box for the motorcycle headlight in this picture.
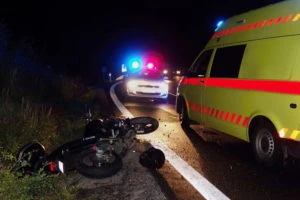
[58,160,64,173]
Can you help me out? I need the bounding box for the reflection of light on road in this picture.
[111,81,230,200]
[140,122,201,167]
[157,104,178,116]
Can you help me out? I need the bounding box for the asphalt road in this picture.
[113,76,300,200]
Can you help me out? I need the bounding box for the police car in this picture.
[125,69,168,100]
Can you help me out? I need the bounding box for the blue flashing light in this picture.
[215,20,224,32]
[132,61,140,69]
[121,64,127,73]
[217,20,223,27]
[127,57,142,73]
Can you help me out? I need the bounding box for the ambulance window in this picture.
[187,49,213,77]
[210,45,246,78]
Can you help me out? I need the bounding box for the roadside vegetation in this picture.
[0,22,109,200]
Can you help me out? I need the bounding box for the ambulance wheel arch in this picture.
[176,95,190,128]
[248,116,284,167]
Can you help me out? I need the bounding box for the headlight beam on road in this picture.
[111,81,230,200]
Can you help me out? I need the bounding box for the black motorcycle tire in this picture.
[130,117,159,134]
[76,150,123,179]
[13,141,46,174]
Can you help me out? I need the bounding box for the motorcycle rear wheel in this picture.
[76,150,122,179]
[13,141,46,175]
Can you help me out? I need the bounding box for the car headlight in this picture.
[127,80,138,90]
[160,82,168,92]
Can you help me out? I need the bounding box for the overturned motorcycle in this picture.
[14,116,165,179]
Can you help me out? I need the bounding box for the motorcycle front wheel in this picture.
[130,117,159,134]
[76,150,122,179]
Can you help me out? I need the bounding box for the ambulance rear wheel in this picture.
[179,101,189,128]
[252,121,283,168]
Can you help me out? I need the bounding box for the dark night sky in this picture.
[0,0,283,76]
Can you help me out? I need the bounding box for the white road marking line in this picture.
[110,82,134,118]
[110,82,230,200]
[152,142,230,200]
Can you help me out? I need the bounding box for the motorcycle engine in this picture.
[84,119,111,137]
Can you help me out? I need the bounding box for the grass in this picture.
[0,168,77,200]
[0,63,106,199]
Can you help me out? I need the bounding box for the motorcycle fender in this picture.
[17,141,45,161]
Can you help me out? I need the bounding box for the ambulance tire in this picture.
[252,121,283,168]
[179,101,190,128]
